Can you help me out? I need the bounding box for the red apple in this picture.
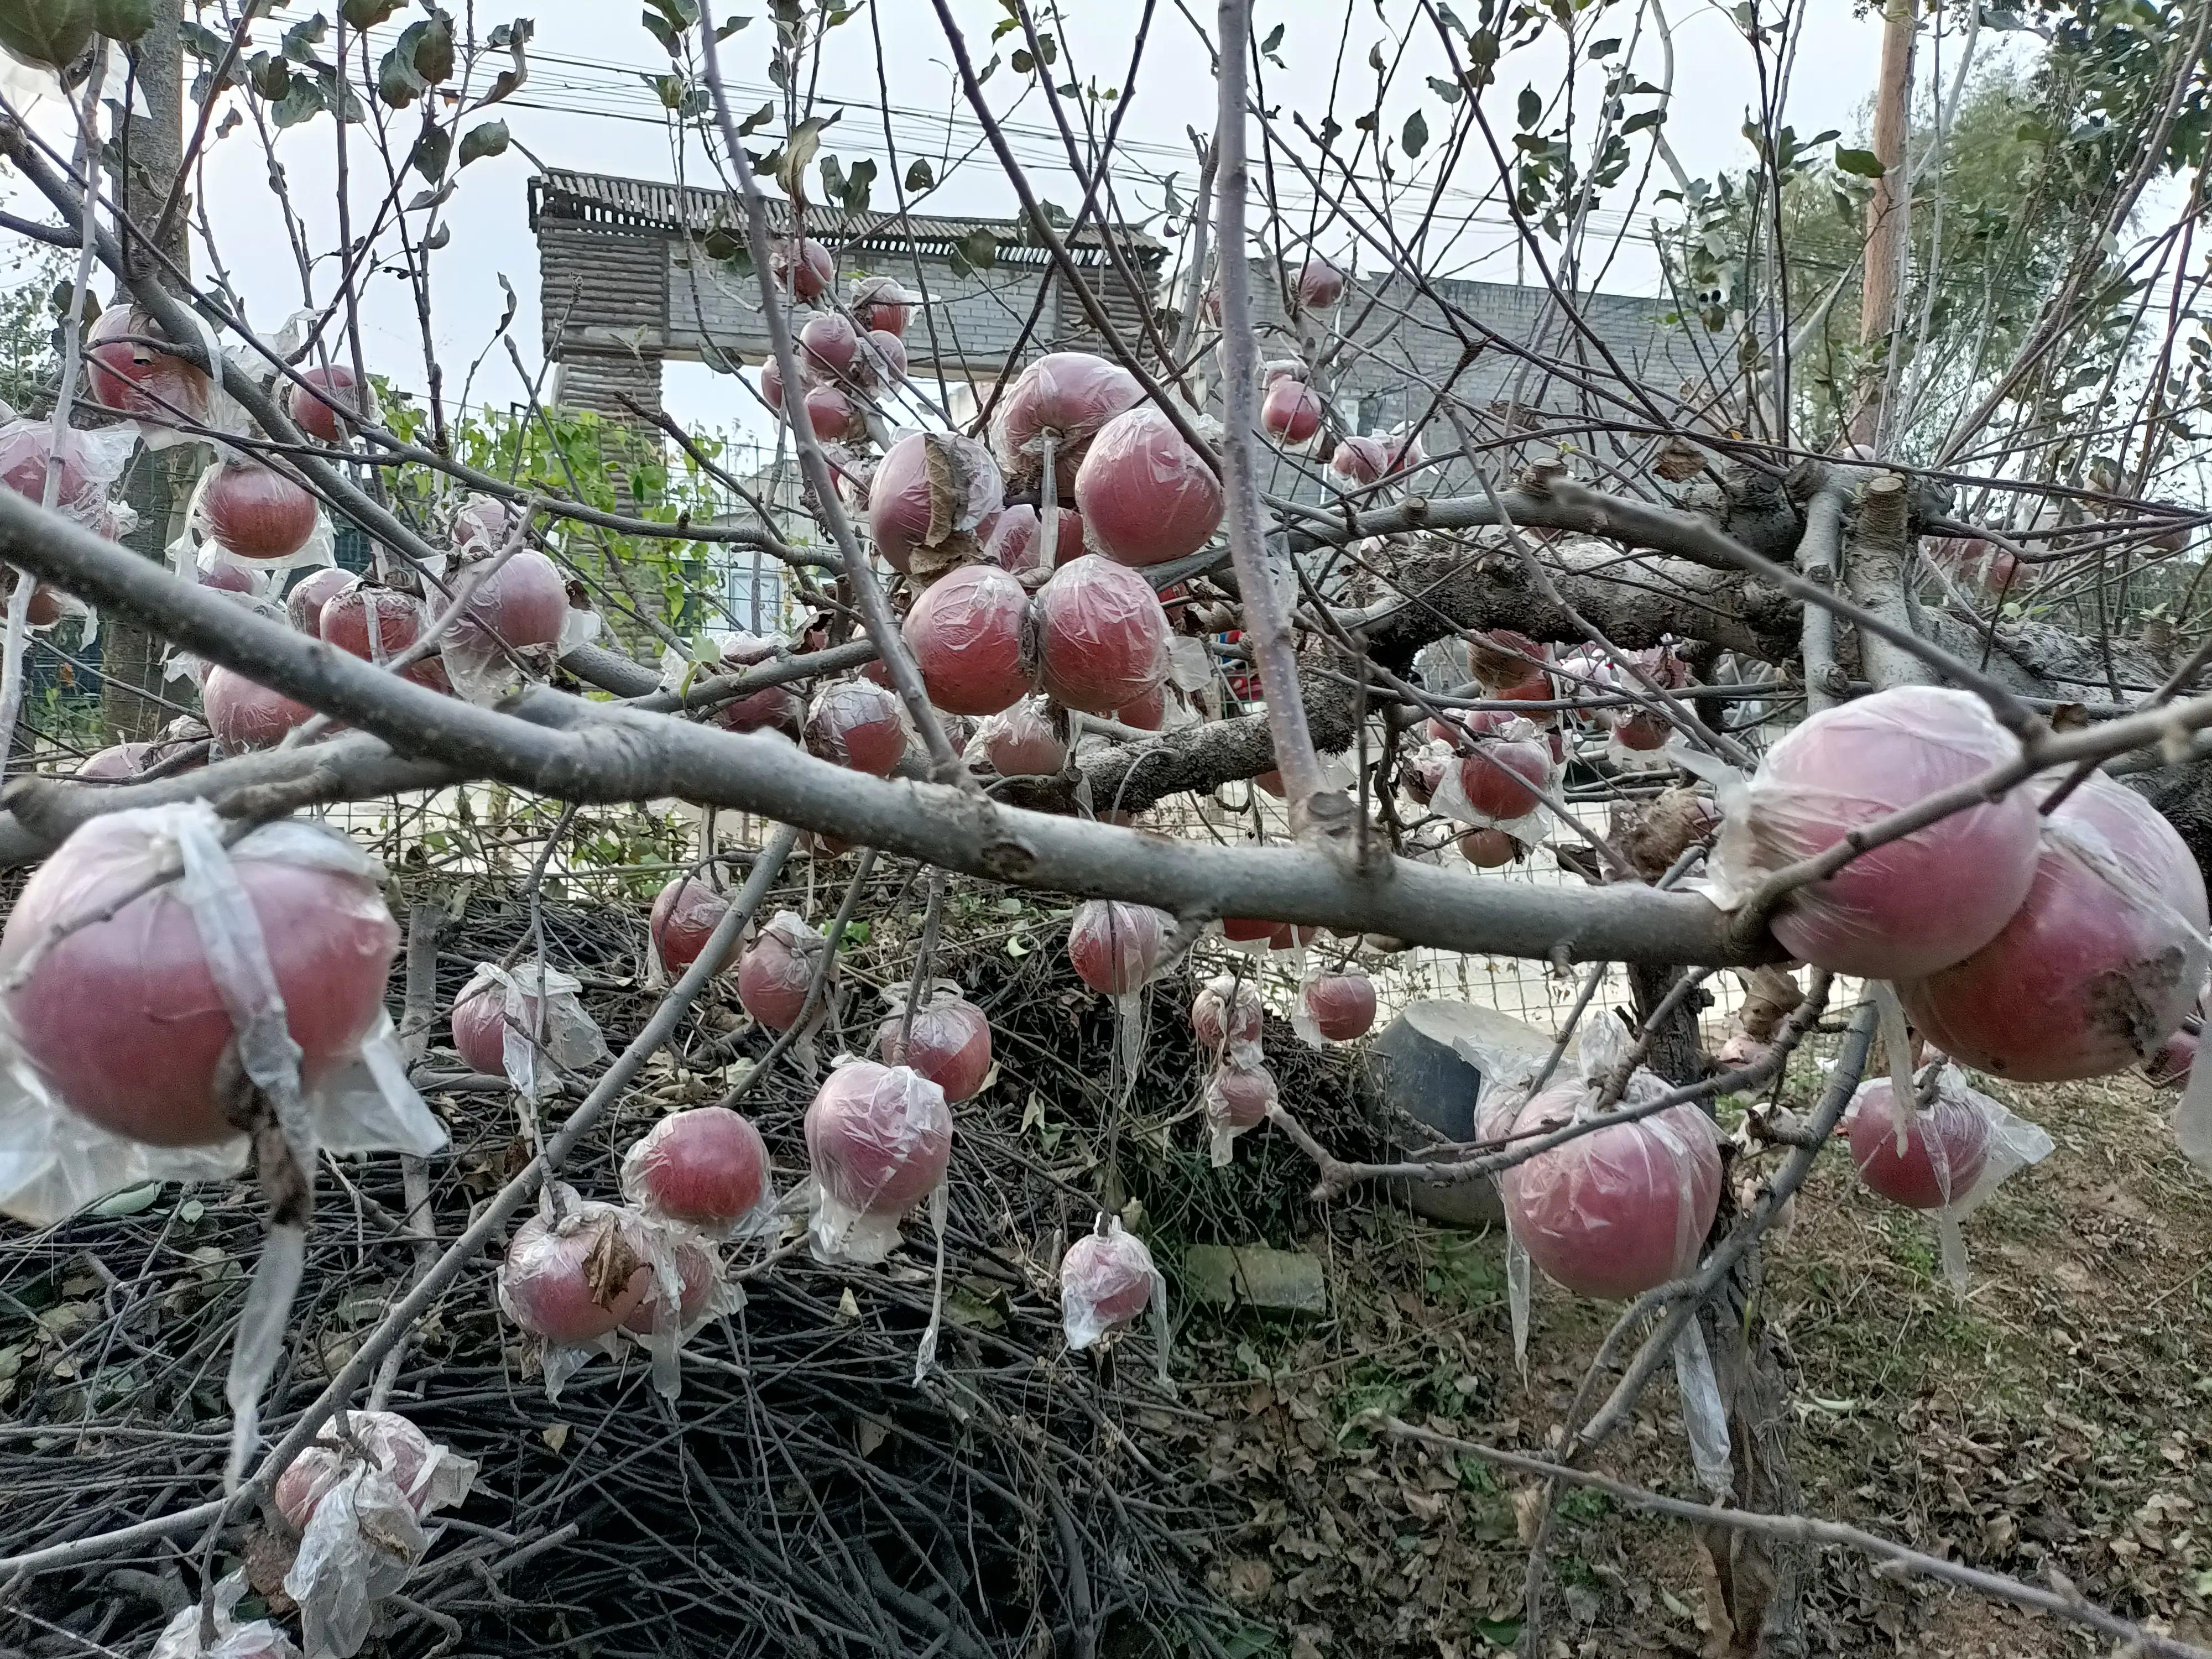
[0,810,398,1147]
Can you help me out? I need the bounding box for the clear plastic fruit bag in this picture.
[450,961,608,1099]
[276,1410,477,1659]
[1844,1062,2053,1291]
[1060,1215,1171,1384]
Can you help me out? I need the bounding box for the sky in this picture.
[3,1,1907,440]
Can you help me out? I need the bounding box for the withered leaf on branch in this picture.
[581,1217,643,1311]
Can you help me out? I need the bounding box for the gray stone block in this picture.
[1181,1244,1329,1314]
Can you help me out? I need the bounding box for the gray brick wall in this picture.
[537,200,1708,494]
[664,243,1059,375]
[1240,258,1710,439]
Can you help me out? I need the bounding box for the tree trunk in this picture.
[1627,963,1704,1088]
[1695,1201,1808,1657]
[102,0,191,744]
[1629,972,1807,1656]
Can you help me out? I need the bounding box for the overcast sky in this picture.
[8,1,1916,439]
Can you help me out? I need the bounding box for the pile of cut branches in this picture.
[0,868,1384,1658]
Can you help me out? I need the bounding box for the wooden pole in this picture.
[103,0,192,743]
[1850,0,1918,450]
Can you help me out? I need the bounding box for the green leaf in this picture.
[1587,35,1619,57]
[91,1183,160,1218]
[0,0,92,65]
[841,154,875,213]
[905,156,933,191]
[735,100,773,136]
[342,0,402,25]
[272,74,327,127]
[250,53,291,100]
[1261,22,1283,53]
[378,31,427,105]
[778,114,828,204]
[458,118,509,166]
[280,13,326,62]
[178,20,230,61]
[95,0,158,44]
[1621,108,1663,135]
[1426,74,1463,105]
[413,11,454,83]
[713,13,749,38]
[1402,108,1428,158]
[819,153,847,202]
[641,7,680,52]
[1465,26,1499,86]
[1010,46,1032,73]
[702,223,749,267]
[1834,145,1884,178]
[409,122,451,182]
[1516,85,1540,130]
[948,226,998,276]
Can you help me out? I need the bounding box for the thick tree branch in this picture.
[0,486,1756,965]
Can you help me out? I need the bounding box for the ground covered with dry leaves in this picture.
[1164,1059,2212,1658]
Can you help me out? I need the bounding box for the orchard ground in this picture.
[0,829,2203,1656]
[1177,1063,2212,1657]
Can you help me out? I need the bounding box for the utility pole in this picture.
[1850,0,1918,451]
[103,0,189,742]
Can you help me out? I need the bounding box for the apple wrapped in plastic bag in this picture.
[1460,1016,1733,1498]
[1203,1057,1277,1166]
[1067,899,1173,1073]
[0,803,447,1487]
[497,1187,724,1400]
[0,804,444,1223]
[875,980,994,1105]
[1060,1216,1170,1384]
[1693,686,2041,980]
[1293,966,1378,1048]
[806,1058,956,1378]
[178,454,336,575]
[1845,1064,2053,1290]
[620,1225,741,1397]
[275,1410,477,1659]
[0,416,137,529]
[1429,716,1558,849]
[1191,973,1264,1068]
[449,961,608,1099]
[739,910,835,1077]
[440,546,602,705]
[805,1059,952,1266]
[622,1106,777,1242]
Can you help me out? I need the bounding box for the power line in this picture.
[252,19,1672,247]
